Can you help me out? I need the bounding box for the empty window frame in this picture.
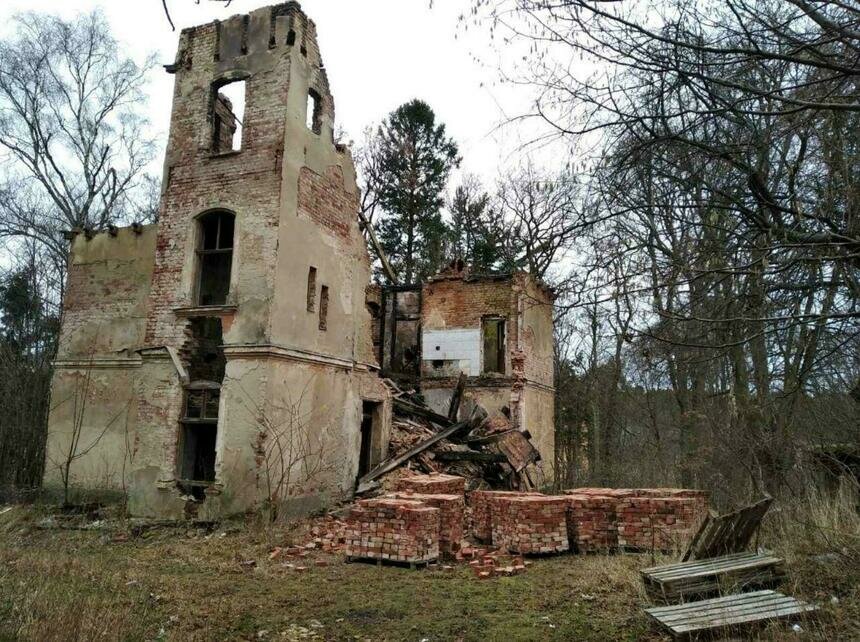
[212,79,246,153]
[319,285,329,330]
[196,211,235,306]
[178,383,219,497]
[482,317,506,374]
[307,266,317,312]
[306,89,322,134]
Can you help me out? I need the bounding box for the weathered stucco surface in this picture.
[44,3,389,517]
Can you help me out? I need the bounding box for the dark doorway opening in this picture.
[357,401,381,482]
[178,317,226,500]
[482,316,506,374]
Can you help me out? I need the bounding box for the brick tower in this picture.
[44,3,391,518]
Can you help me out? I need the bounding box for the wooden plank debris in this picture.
[356,409,483,493]
[641,551,786,602]
[682,496,772,561]
[447,372,466,423]
[645,590,817,638]
[393,397,453,428]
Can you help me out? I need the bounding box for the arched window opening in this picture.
[196,211,235,306]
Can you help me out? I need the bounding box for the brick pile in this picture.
[616,496,707,551]
[396,473,466,496]
[490,495,569,554]
[564,493,619,552]
[391,492,465,555]
[563,487,710,552]
[344,498,439,563]
[468,490,542,543]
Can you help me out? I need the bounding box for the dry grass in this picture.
[0,493,857,641]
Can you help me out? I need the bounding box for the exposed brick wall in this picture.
[297,166,356,240]
[422,277,516,336]
[145,24,285,348]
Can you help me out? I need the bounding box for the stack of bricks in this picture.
[490,495,570,554]
[395,473,466,496]
[615,495,708,551]
[391,492,465,556]
[564,492,620,552]
[563,487,710,553]
[344,498,439,563]
[468,490,542,543]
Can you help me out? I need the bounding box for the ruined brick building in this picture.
[43,3,554,518]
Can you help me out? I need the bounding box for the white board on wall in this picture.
[422,329,481,376]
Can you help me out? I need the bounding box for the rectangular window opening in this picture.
[307,266,317,312]
[212,79,246,153]
[179,384,219,499]
[319,285,329,331]
[482,317,506,375]
[306,89,322,134]
[196,211,235,306]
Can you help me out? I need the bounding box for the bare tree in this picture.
[471,0,860,493]
[0,10,158,296]
[246,382,346,521]
[496,161,582,280]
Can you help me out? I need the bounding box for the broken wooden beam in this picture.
[356,418,473,493]
[393,397,453,428]
[447,372,466,423]
[434,450,507,463]
[358,209,398,284]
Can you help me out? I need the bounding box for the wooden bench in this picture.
[645,589,818,639]
[641,551,786,603]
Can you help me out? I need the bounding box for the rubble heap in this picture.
[357,380,545,494]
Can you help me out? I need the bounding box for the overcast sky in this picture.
[1,0,558,187]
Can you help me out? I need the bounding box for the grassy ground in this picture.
[0,504,855,641]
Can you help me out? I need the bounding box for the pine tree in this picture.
[373,100,460,283]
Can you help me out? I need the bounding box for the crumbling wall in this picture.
[44,226,156,496]
[419,273,555,472]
